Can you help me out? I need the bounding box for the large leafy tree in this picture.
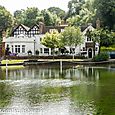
[66,0,85,18]
[23,7,41,27]
[0,5,13,41]
[48,7,65,19]
[61,26,83,58]
[90,28,114,54]
[14,10,25,25]
[42,10,61,26]
[41,10,54,26]
[41,30,63,57]
[14,7,42,27]
[94,0,115,30]
[66,0,96,26]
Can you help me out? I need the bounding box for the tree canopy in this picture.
[0,5,13,42]
[61,26,83,48]
[94,0,115,30]
[48,7,65,19]
[41,30,63,49]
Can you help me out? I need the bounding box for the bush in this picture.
[27,50,32,55]
[101,46,115,52]
[93,53,109,62]
[35,50,39,55]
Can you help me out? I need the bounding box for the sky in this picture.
[0,0,70,14]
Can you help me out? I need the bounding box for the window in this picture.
[18,45,20,53]
[49,29,57,33]
[83,47,86,51]
[40,38,42,41]
[61,29,64,32]
[15,45,18,53]
[95,47,98,51]
[40,48,42,53]
[44,48,49,54]
[70,48,75,54]
[22,45,25,53]
[15,45,20,53]
[12,45,14,53]
[87,37,92,41]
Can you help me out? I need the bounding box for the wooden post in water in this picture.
[60,60,62,74]
[6,59,8,79]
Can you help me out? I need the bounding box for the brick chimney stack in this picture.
[2,31,6,56]
[39,22,45,34]
[96,18,100,29]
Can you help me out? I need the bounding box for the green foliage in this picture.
[66,0,96,26]
[79,0,96,24]
[61,26,83,47]
[48,7,65,19]
[94,0,115,30]
[101,46,115,52]
[89,28,114,54]
[41,10,54,26]
[67,0,85,17]
[14,8,43,26]
[93,53,109,62]
[14,10,25,25]
[41,30,63,49]
[0,5,13,37]
[67,15,83,26]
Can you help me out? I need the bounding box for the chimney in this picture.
[1,31,6,56]
[2,31,6,42]
[96,18,100,29]
[39,22,45,34]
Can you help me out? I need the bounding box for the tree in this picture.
[14,8,43,27]
[0,5,13,41]
[41,30,63,58]
[48,7,65,19]
[66,0,96,26]
[94,0,115,30]
[66,15,83,26]
[41,10,54,26]
[14,10,25,25]
[79,0,96,24]
[23,7,41,27]
[67,0,85,18]
[90,28,113,54]
[61,26,83,58]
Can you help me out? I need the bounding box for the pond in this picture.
[0,64,115,115]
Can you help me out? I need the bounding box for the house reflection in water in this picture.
[4,66,100,81]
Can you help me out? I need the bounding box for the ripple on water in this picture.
[0,79,95,88]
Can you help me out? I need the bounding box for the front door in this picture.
[88,48,92,58]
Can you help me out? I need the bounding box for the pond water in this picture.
[0,64,115,115]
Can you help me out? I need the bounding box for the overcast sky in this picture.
[0,0,70,14]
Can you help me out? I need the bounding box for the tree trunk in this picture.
[98,45,101,55]
[93,42,95,57]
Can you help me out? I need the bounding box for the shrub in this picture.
[35,50,39,55]
[101,46,115,52]
[93,53,109,62]
[27,50,32,55]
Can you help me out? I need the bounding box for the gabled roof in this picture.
[12,24,30,33]
[28,24,39,32]
[21,24,30,31]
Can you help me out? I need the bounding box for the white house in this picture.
[3,22,99,58]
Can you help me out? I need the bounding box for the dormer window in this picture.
[49,29,57,33]
[87,37,92,41]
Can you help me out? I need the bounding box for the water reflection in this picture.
[0,65,101,81]
[0,64,115,115]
